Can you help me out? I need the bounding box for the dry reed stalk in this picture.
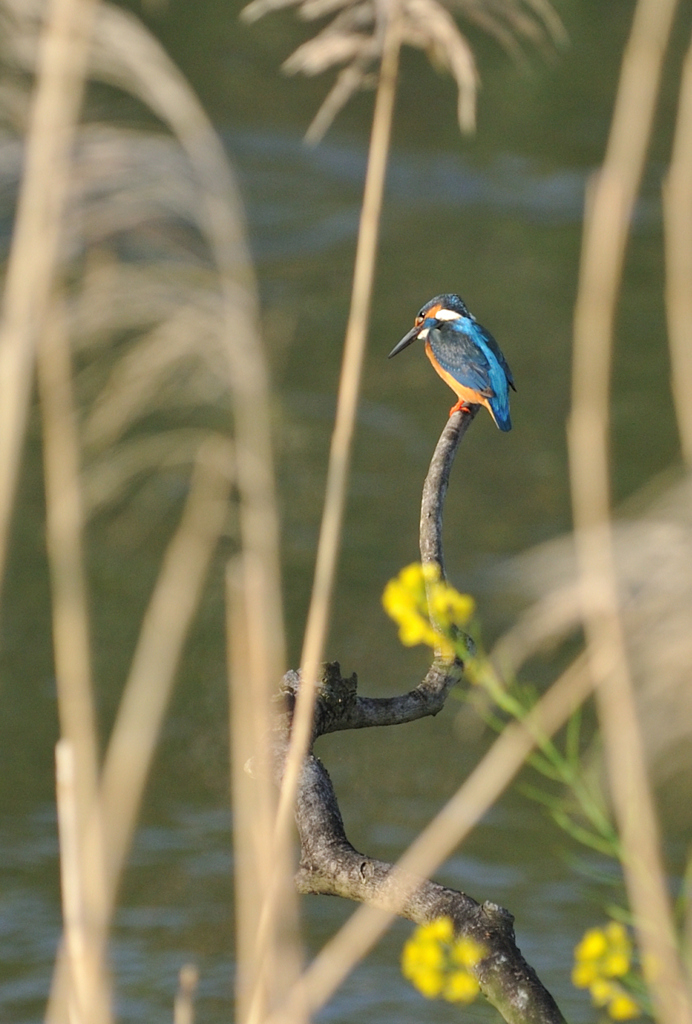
[266,654,594,1024]
[0,0,97,601]
[238,546,299,1024]
[55,740,110,1024]
[567,1,692,1022]
[271,0,402,931]
[248,9,403,1018]
[685,855,692,980]
[173,964,200,1024]
[38,307,98,787]
[228,561,304,1024]
[37,297,101,853]
[229,562,266,1024]
[96,439,232,897]
[45,440,233,1024]
[664,30,692,467]
[38,298,111,1024]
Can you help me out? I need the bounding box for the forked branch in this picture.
[276,407,566,1024]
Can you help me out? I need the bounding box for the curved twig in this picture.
[420,406,477,574]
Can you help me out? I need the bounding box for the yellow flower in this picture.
[603,952,630,978]
[419,918,454,942]
[575,928,609,963]
[413,967,445,998]
[590,979,618,1007]
[609,993,641,1020]
[402,939,445,975]
[398,614,433,647]
[444,972,480,1003]
[591,981,641,1020]
[573,923,631,980]
[401,918,483,1005]
[572,923,640,1020]
[572,962,598,988]
[447,590,476,620]
[421,562,441,583]
[383,564,475,658]
[604,922,628,944]
[451,936,485,969]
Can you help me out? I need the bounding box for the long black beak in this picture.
[388,326,421,359]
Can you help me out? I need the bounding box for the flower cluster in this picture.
[572,922,640,1020]
[401,917,485,1003]
[382,563,475,658]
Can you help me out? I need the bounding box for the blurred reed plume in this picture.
[495,470,692,801]
[0,0,297,1021]
[242,0,565,141]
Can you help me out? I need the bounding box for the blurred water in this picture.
[1,0,689,1021]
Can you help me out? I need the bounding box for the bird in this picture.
[388,293,515,431]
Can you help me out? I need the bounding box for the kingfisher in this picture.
[388,293,515,431]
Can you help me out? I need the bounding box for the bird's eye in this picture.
[414,312,424,326]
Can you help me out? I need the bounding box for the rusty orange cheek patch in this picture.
[417,302,441,324]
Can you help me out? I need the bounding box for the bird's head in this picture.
[388,293,470,358]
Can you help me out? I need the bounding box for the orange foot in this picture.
[449,400,473,418]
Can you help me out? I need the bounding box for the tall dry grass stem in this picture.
[46,440,233,1024]
[268,655,594,1024]
[173,964,200,1024]
[228,561,304,1024]
[97,439,232,899]
[243,5,404,1016]
[39,296,111,1024]
[229,562,267,1024]
[236,6,407,1011]
[568,1,692,1022]
[664,29,692,467]
[38,295,101,859]
[0,0,97,603]
[273,0,402,907]
[55,740,111,1024]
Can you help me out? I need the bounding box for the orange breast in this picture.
[424,341,499,426]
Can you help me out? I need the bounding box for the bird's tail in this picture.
[488,398,512,432]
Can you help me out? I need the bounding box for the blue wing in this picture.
[428,317,514,430]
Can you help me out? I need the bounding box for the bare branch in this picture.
[272,405,567,1024]
[420,406,477,574]
[280,657,463,737]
